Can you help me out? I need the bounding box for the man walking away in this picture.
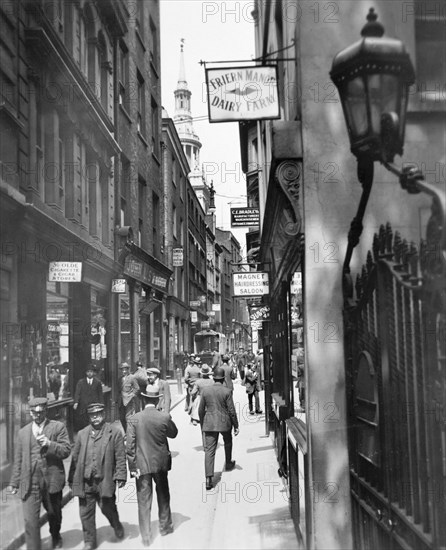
[69,403,126,550]
[198,367,239,491]
[126,386,178,547]
[8,397,71,550]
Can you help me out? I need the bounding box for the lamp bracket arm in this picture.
[384,160,446,269]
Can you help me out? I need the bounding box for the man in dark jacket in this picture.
[73,366,103,430]
[8,397,71,550]
[69,403,126,550]
[198,367,239,490]
[126,386,178,547]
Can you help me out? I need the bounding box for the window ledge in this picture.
[119,103,132,123]
[152,151,161,166]
[135,28,146,51]
[138,131,149,147]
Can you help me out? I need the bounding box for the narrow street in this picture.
[19,380,299,550]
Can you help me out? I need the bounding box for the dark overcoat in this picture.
[68,422,126,498]
[198,383,239,432]
[10,420,71,499]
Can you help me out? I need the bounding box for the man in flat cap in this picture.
[146,364,171,413]
[69,403,126,550]
[118,362,139,431]
[198,367,239,490]
[126,386,178,546]
[8,397,71,550]
[73,366,103,430]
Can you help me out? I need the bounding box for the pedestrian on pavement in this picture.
[118,362,139,431]
[68,402,126,550]
[8,397,71,550]
[133,360,148,411]
[73,366,103,430]
[255,349,265,390]
[184,356,201,413]
[211,348,221,369]
[198,366,239,490]
[219,354,236,392]
[126,386,178,547]
[245,362,263,415]
[189,364,213,425]
[146,364,171,412]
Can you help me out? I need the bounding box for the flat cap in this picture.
[120,362,130,369]
[29,397,48,409]
[87,403,105,414]
[146,366,160,375]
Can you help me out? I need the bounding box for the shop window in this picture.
[46,281,71,402]
[119,293,131,364]
[119,41,129,111]
[91,289,108,385]
[290,271,304,416]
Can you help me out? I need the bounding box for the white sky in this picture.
[160,0,256,257]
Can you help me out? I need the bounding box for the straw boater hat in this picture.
[141,386,160,399]
[193,356,202,364]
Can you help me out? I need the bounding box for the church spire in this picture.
[177,38,188,90]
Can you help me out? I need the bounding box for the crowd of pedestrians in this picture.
[7,350,268,549]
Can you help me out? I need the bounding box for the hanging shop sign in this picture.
[172,247,184,267]
[190,300,201,308]
[201,320,210,329]
[191,311,198,323]
[48,262,82,282]
[111,279,127,293]
[250,305,270,322]
[124,255,169,292]
[233,272,269,296]
[205,65,280,123]
[230,207,260,227]
[212,303,221,312]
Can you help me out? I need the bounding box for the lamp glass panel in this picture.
[368,74,399,135]
[345,77,368,138]
[399,86,409,141]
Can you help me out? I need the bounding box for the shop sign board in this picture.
[111,279,127,293]
[250,305,270,322]
[189,300,201,308]
[124,256,169,291]
[233,272,269,296]
[49,262,82,282]
[212,303,221,311]
[201,321,210,329]
[207,310,216,316]
[230,207,260,227]
[190,311,198,323]
[172,247,184,267]
[205,65,280,123]
[251,320,263,330]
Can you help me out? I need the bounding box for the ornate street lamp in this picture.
[330,8,445,287]
[330,8,415,170]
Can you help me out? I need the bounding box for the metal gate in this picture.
[344,198,445,548]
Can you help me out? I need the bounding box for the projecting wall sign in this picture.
[230,207,260,227]
[205,65,280,123]
[233,272,269,296]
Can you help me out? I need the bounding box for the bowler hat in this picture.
[213,367,225,380]
[29,397,48,410]
[200,364,211,375]
[146,366,160,375]
[87,403,105,414]
[141,386,160,399]
[120,362,130,369]
[86,365,97,371]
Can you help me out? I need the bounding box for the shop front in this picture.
[119,245,172,380]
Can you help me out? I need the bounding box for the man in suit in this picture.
[8,397,71,550]
[126,386,178,547]
[183,356,201,412]
[132,360,148,412]
[69,403,126,550]
[198,367,239,490]
[118,362,139,431]
[220,354,236,392]
[73,366,103,430]
[146,365,171,412]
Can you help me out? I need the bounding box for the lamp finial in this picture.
[361,8,385,38]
